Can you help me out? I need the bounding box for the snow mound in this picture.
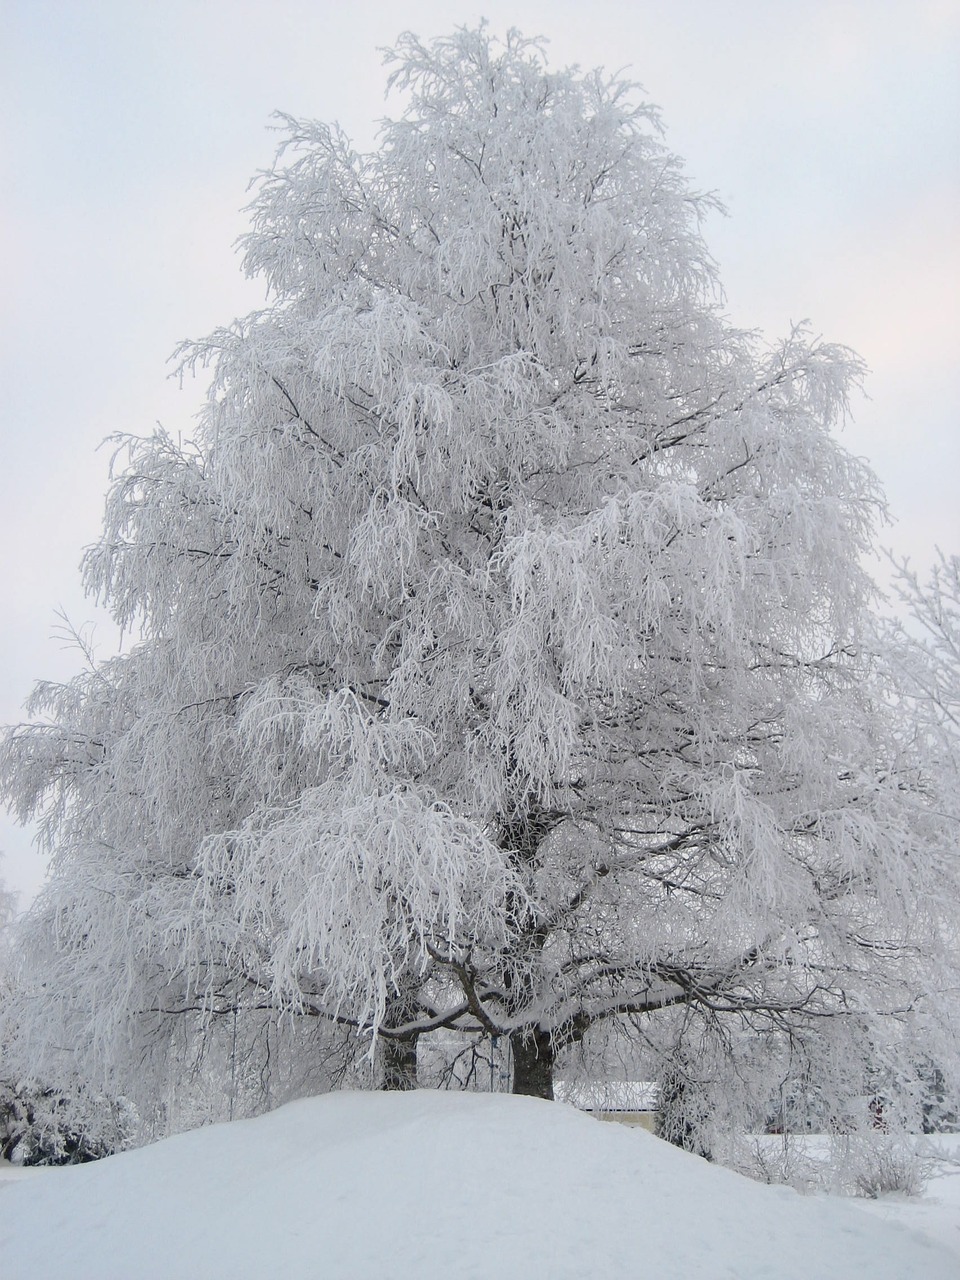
[0,1091,955,1280]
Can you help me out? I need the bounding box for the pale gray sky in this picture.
[2,0,958,903]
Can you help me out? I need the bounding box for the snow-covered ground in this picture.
[0,1091,957,1279]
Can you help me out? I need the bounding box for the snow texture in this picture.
[0,1091,956,1279]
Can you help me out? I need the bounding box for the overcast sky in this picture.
[2,0,958,904]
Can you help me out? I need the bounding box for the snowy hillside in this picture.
[0,1091,957,1279]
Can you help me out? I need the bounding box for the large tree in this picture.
[2,27,957,1113]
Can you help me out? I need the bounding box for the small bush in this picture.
[845,1136,933,1199]
[734,1132,935,1199]
[0,1080,127,1166]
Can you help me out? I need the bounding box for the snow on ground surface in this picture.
[0,1091,957,1280]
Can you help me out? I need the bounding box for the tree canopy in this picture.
[2,27,957,1127]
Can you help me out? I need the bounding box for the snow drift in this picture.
[0,1091,955,1280]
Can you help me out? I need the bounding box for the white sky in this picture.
[2,0,958,904]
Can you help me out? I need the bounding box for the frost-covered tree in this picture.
[0,864,15,959]
[868,552,960,1130]
[882,552,959,787]
[0,861,128,1164]
[2,27,957,1112]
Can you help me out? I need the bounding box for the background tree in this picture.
[881,551,959,788]
[0,859,128,1165]
[2,27,957,1120]
[869,552,960,1129]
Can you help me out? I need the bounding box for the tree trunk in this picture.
[380,983,421,1090]
[381,1033,419,1091]
[655,1059,712,1160]
[510,1028,555,1100]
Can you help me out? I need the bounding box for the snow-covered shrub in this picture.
[737,1136,827,1194]
[732,1132,937,1199]
[827,1132,943,1200]
[0,1079,129,1166]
